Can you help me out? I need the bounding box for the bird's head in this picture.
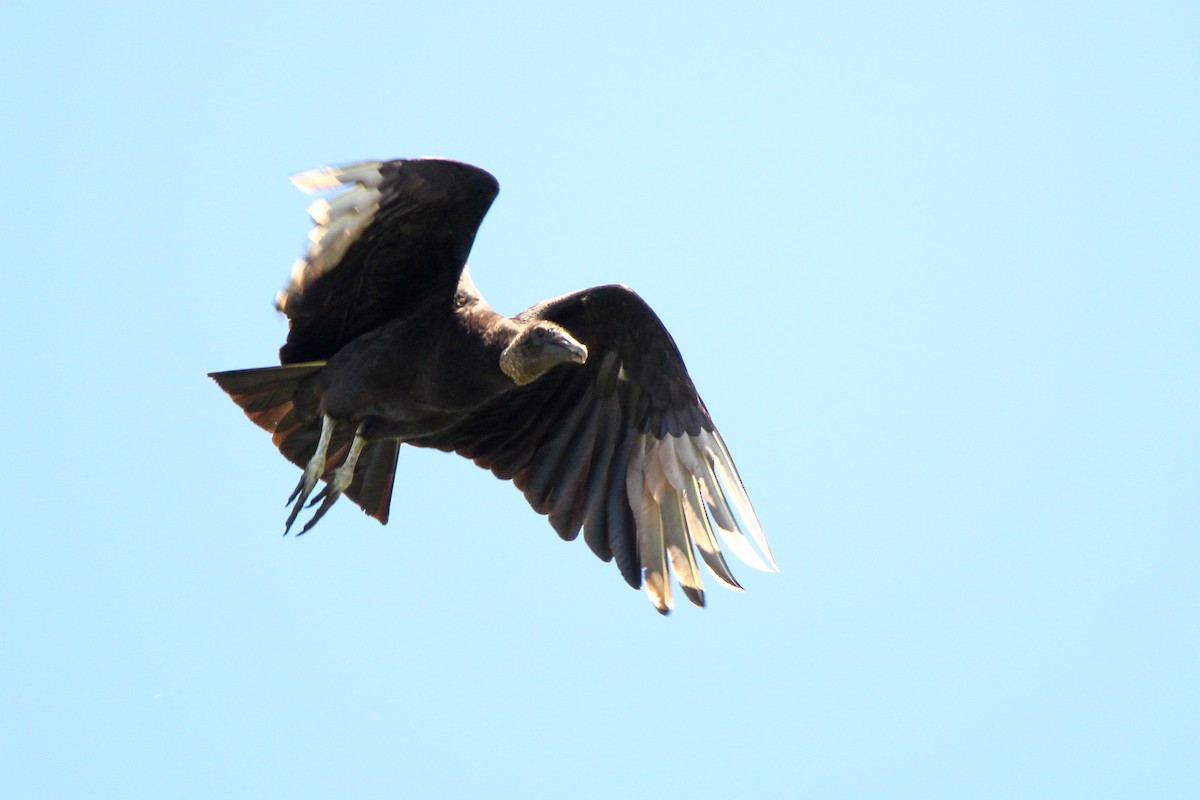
[500,321,589,385]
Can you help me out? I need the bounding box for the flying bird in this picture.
[209,158,776,612]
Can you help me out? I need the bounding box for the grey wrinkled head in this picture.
[499,321,589,385]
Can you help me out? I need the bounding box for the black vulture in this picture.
[209,158,776,613]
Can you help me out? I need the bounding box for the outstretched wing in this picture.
[276,158,499,364]
[413,285,776,613]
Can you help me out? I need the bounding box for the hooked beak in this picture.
[560,333,588,364]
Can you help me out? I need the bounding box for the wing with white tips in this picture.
[413,285,776,613]
[274,158,499,364]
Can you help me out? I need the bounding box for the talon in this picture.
[305,485,329,508]
[286,478,303,506]
[299,491,340,534]
[284,414,335,535]
[289,420,368,535]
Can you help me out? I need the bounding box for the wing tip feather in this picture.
[289,161,387,193]
[621,426,774,612]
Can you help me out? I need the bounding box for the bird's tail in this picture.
[208,363,400,524]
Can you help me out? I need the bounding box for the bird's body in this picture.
[210,158,776,612]
[320,292,511,426]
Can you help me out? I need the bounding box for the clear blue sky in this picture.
[4,2,1197,797]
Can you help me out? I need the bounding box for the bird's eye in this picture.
[534,328,547,341]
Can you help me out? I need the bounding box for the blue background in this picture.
[4,2,1197,797]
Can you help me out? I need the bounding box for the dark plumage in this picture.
[210,158,775,612]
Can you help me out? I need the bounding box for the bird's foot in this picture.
[297,459,355,533]
[284,414,335,535]
[288,420,367,536]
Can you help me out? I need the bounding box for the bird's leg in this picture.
[285,413,336,535]
[298,421,368,534]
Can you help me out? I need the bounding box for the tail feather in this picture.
[208,363,399,524]
[346,440,400,524]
